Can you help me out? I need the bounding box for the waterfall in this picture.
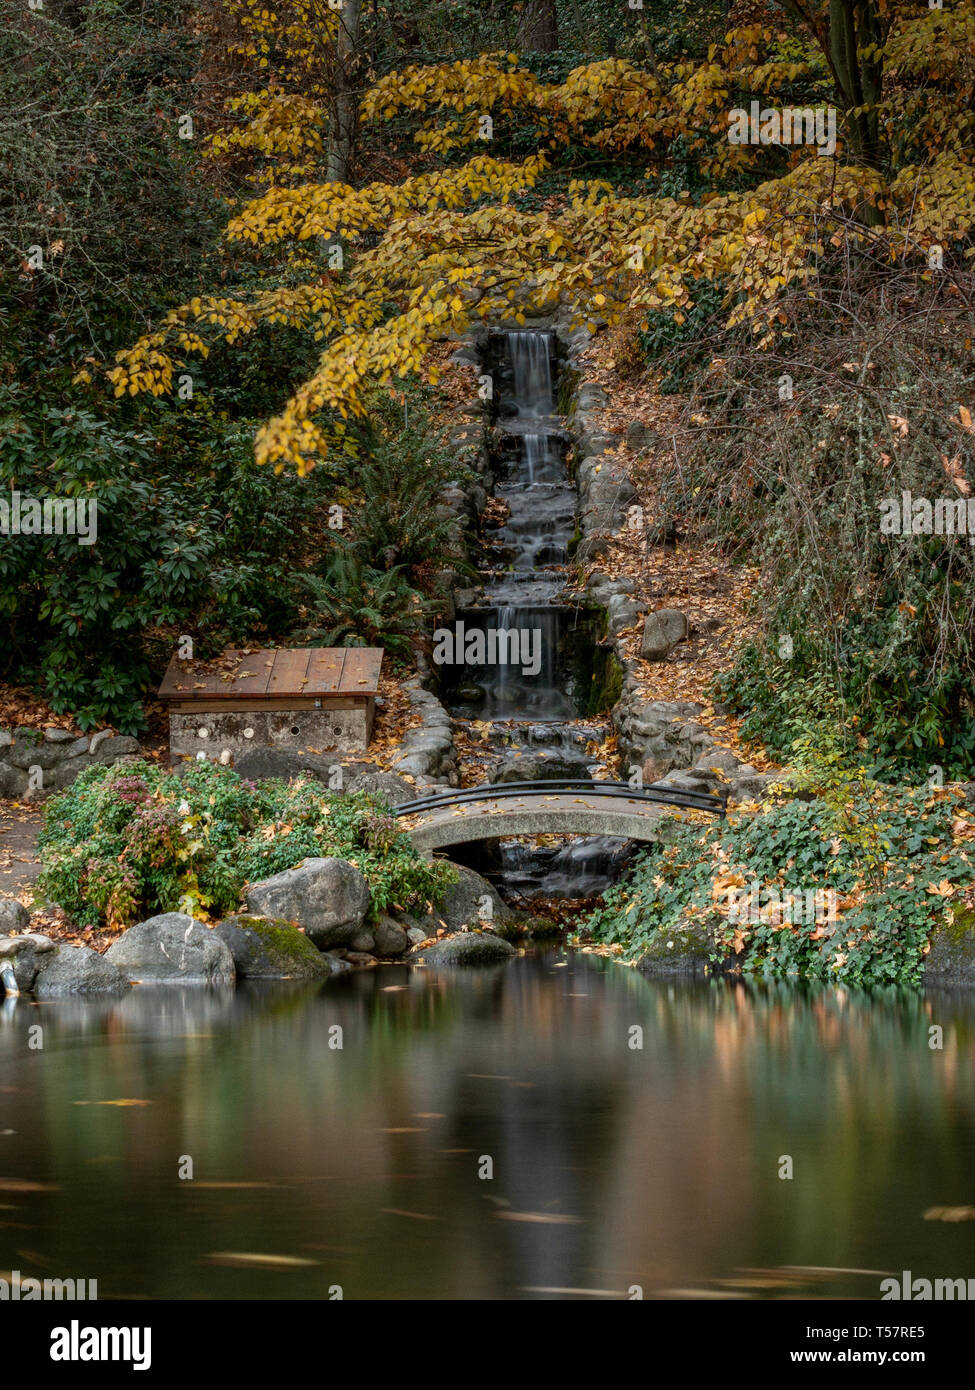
[443,326,631,906]
[506,330,560,485]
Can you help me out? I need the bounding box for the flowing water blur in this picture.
[2,957,974,1300]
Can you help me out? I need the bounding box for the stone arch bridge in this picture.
[395,779,726,854]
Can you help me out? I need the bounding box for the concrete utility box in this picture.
[158,647,383,763]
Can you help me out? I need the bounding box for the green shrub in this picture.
[637,279,728,392]
[292,549,435,656]
[37,759,456,930]
[0,389,346,732]
[580,782,974,987]
[714,621,975,782]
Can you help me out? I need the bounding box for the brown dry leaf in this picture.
[941,453,970,495]
[925,879,956,898]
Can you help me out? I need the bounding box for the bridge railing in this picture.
[394,778,727,819]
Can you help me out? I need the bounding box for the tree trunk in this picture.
[779,0,888,226]
[826,0,884,169]
[516,0,559,53]
[326,0,362,185]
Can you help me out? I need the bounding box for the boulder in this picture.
[0,932,57,991]
[636,918,730,978]
[324,951,354,975]
[7,736,88,770]
[408,931,517,967]
[341,767,414,807]
[492,753,587,784]
[349,928,376,953]
[88,735,140,764]
[43,756,93,792]
[656,770,715,793]
[625,421,661,451]
[641,752,679,783]
[607,595,645,635]
[728,772,780,804]
[641,609,689,661]
[231,747,338,786]
[33,944,130,997]
[0,898,30,934]
[585,471,637,510]
[692,748,743,776]
[438,865,513,933]
[573,533,613,563]
[244,857,370,949]
[0,763,28,798]
[373,915,408,957]
[924,910,975,984]
[214,915,330,980]
[105,914,236,985]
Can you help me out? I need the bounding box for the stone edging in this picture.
[0,727,141,800]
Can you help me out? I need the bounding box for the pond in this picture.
[2,952,974,1300]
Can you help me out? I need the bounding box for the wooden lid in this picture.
[157,647,383,703]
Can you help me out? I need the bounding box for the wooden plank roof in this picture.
[157,647,383,702]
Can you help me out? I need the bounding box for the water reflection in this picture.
[0,957,973,1299]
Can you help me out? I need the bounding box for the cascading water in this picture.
[443,327,630,907]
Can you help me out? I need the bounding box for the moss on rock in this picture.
[215,914,331,980]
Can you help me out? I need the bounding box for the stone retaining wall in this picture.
[0,727,141,799]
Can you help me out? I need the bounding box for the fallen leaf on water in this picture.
[381,1208,439,1221]
[923,1205,975,1222]
[205,1252,318,1269]
[73,1099,152,1108]
[494,1212,582,1224]
[519,1286,625,1297]
[0,1180,59,1192]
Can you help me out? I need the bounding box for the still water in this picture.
[1,952,974,1301]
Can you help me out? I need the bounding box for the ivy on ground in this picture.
[581,780,975,988]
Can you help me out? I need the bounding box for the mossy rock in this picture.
[407,930,517,967]
[214,915,331,980]
[924,907,975,985]
[636,917,735,979]
[493,917,562,942]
